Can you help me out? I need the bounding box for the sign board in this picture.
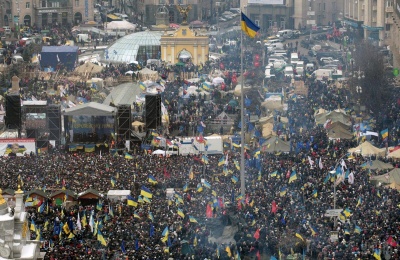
[293,81,308,97]
[325,209,343,217]
[307,11,315,16]
[330,231,339,242]
[0,138,36,156]
[248,0,284,4]
[306,20,316,25]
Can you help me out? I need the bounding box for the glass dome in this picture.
[103,31,162,65]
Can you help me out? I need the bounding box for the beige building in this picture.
[160,25,209,65]
[293,0,342,29]
[343,0,393,45]
[1,0,95,29]
[389,0,399,58]
[141,0,201,26]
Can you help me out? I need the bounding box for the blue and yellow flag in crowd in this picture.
[139,82,146,91]
[241,12,260,38]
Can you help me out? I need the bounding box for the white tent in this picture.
[348,141,385,157]
[106,20,136,31]
[107,190,131,201]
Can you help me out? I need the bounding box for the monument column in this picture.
[193,44,198,65]
[163,43,167,61]
[171,44,175,64]
[201,45,205,64]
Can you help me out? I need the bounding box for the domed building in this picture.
[103,31,163,65]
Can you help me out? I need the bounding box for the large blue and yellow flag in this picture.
[241,12,260,38]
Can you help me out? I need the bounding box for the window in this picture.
[41,0,46,7]
[159,0,165,4]
[177,0,183,4]
[26,2,30,8]
[75,0,79,7]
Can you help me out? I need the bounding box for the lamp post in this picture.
[330,153,349,228]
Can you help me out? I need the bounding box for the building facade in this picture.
[242,0,294,35]
[343,0,393,45]
[389,0,399,57]
[1,0,95,29]
[293,0,342,29]
[160,25,209,65]
[141,0,201,26]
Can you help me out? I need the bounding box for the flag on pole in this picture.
[241,12,260,38]
[380,128,388,140]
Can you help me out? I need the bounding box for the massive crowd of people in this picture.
[0,22,400,260]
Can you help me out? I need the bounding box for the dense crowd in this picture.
[1,22,400,260]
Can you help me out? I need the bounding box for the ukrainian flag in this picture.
[344,229,350,235]
[124,153,133,159]
[84,144,95,153]
[139,82,146,91]
[202,82,211,91]
[253,149,260,158]
[312,189,318,198]
[295,233,304,241]
[189,216,198,223]
[183,184,188,192]
[148,175,158,184]
[354,225,362,234]
[197,183,203,192]
[343,208,352,217]
[143,197,151,203]
[212,190,217,197]
[232,142,241,148]
[270,171,277,178]
[134,211,141,219]
[162,226,169,237]
[231,176,238,183]
[202,154,209,164]
[289,171,297,183]
[356,197,363,207]
[97,230,107,246]
[177,208,185,218]
[241,12,260,38]
[218,156,225,166]
[310,225,318,236]
[280,187,287,197]
[148,212,154,221]
[140,186,153,198]
[138,195,144,203]
[203,180,211,189]
[126,195,138,207]
[223,166,229,176]
[380,128,388,139]
[234,160,240,170]
[111,177,116,187]
[374,249,381,260]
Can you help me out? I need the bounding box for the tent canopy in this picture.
[75,62,104,74]
[388,148,400,159]
[348,141,385,157]
[370,168,400,190]
[103,83,139,106]
[327,125,353,140]
[315,109,352,126]
[64,102,117,116]
[363,160,394,170]
[106,20,136,30]
[261,137,290,153]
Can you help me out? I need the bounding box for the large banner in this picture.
[70,115,114,136]
[0,138,36,156]
[248,0,284,4]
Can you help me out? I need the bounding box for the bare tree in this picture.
[352,42,392,115]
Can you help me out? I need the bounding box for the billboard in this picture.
[248,0,284,4]
[0,139,36,156]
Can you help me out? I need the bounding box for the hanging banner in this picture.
[0,139,36,156]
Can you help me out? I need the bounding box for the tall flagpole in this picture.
[240,13,245,196]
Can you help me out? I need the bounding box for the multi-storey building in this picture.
[141,0,201,26]
[343,0,393,46]
[293,0,342,29]
[0,0,95,28]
